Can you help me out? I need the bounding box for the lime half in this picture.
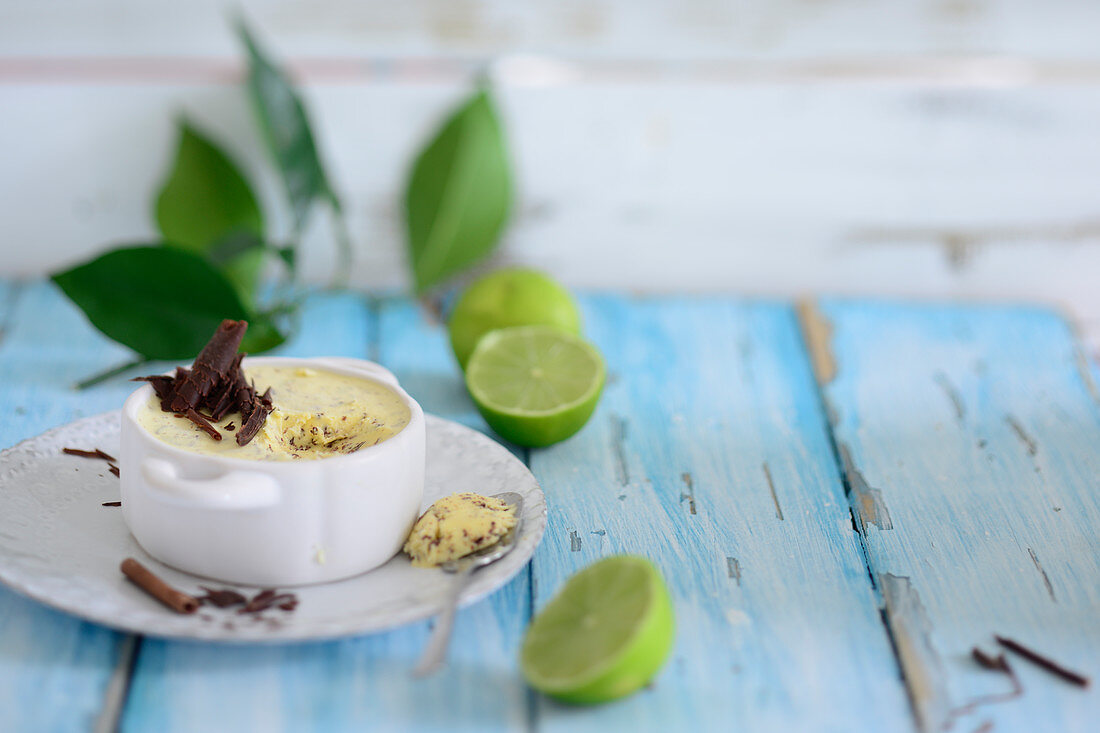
[465,326,605,448]
[521,555,676,704]
[448,268,582,369]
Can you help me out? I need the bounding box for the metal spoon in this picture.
[412,491,525,677]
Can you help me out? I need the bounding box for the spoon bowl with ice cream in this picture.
[410,491,524,676]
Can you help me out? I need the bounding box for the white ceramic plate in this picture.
[0,412,546,642]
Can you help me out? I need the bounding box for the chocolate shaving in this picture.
[995,635,1091,687]
[224,422,235,431]
[942,648,1024,730]
[63,447,117,463]
[120,558,199,614]
[972,647,1011,673]
[167,320,247,412]
[101,501,121,507]
[198,587,248,608]
[236,390,273,446]
[193,586,299,617]
[135,319,276,444]
[108,464,120,477]
[183,408,221,441]
[208,353,245,421]
[132,375,175,402]
[240,589,278,613]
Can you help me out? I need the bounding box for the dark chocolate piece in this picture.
[240,589,278,614]
[108,464,120,477]
[995,635,1090,687]
[167,320,247,412]
[198,587,248,608]
[132,375,175,401]
[63,447,117,463]
[208,354,245,421]
[183,408,222,441]
[135,319,280,445]
[101,501,121,507]
[236,387,273,447]
[972,647,1010,672]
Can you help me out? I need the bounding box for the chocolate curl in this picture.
[62,447,117,462]
[167,320,248,412]
[207,353,245,421]
[183,408,222,441]
[236,387,273,447]
[132,374,176,402]
[995,635,1091,687]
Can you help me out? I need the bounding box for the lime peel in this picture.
[465,326,605,447]
[521,555,676,704]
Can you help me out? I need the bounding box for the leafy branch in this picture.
[52,23,517,388]
[52,22,348,387]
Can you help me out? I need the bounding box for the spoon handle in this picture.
[413,565,473,677]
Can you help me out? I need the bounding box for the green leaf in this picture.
[156,121,265,253]
[52,246,254,361]
[239,21,337,231]
[404,88,513,294]
[207,231,270,308]
[275,245,296,271]
[208,230,265,266]
[240,314,287,353]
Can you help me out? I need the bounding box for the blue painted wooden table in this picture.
[0,281,1097,732]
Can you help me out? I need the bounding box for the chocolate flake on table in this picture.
[102,501,121,507]
[198,587,248,608]
[63,447,117,462]
[995,635,1091,688]
[134,319,274,446]
[942,648,1023,730]
[194,586,300,618]
[108,464,120,477]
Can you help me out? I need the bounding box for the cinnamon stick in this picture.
[120,558,199,614]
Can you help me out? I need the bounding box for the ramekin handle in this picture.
[140,457,281,510]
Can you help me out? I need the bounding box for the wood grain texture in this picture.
[528,296,912,732]
[819,301,1100,732]
[121,295,535,732]
[0,282,135,732]
[4,0,1100,60]
[6,82,1100,341]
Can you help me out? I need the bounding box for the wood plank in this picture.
[528,295,913,731]
[816,301,1100,732]
[121,296,534,731]
[8,82,1100,334]
[0,281,135,732]
[4,0,1099,61]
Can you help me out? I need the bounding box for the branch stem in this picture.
[76,357,150,390]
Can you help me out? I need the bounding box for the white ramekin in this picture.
[119,356,426,587]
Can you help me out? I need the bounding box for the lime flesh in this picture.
[465,326,605,447]
[448,268,582,369]
[521,555,675,704]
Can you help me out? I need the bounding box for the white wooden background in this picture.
[2,0,1100,338]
